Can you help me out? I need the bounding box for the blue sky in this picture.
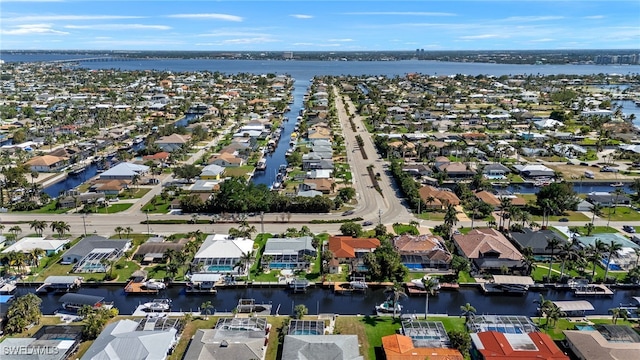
[0,0,638,51]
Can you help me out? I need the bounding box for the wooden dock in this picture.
[124,281,160,294]
[405,282,441,296]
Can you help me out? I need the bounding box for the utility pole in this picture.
[260,211,264,234]
[146,209,150,235]
[378,209,382,225]
[82,214,87,237]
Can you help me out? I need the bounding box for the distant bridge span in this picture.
[50,56,143,63]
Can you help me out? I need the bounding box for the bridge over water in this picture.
[50,56,143,63]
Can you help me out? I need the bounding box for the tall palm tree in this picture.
[460,303,477,324]
[603,240,623,281]
[28,248,45,267]
[164,248,178,264]
[239,250,255,280]
[545,237,561,281]
[422,277,439,320]
[9,225,22,238]
[610,307,628,325]
[558,240,577,281]
[521,246,536,276]
[50,221,70,238]
[383,282,407,319]
[591,203,603,224]
[498,197,512,230]
[201,301,213,320]
[584,222,595,236]
[29,220,47,236]
[612,188,625,214]
[114,226,124,239]
[124,227,133,238]
[546,304,565,327]
[444,204,458,238]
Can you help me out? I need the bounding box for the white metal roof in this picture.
[492,275,535,285]
[552,300,595,312]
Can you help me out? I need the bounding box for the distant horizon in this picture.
[2,49,638,53]
[1,1,639,51]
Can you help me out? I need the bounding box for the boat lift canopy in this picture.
[189,273,222,283]
[552,300,595,312]
[59,293,105,306]
[491,275,535,285]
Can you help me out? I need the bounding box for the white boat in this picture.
[142,279,166,290]
[349,281,368,290]
[142,298,172,312]
[410,276,441,291]
[256,159,267,171]
[610,182,624,187]
[375,299,403,313]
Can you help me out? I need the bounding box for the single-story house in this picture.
[470,331,568,360]
[418,185,461,209]
[475,191,526,209]
[452,228,524,273]
[81,318,180,360]
[89,179,129,195]
[2,237,69,256]
[282,335,363,360]
[483,163,511,179]
[183,317,268,360]
[25,155,68,172]
[155,133,191,152]
[563,325,640,360]
[208,153,245,167]
[587,192,632,207]
[58,193,105,208]
[262,236,316,270]
[513,164,555,179]
[99,162,149,180]
[200,164,225,180]
[300,178,335,194]
[509,228,568,256]
[62,235,131,264]
[134,238,187,263]
[392,234,452,270]
[0,325,83,360]
[382,334,463,360]
[192,234,254,275]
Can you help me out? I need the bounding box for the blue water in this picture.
[483,326,523,334]
[44,163,98,198]
[576,325,596,331]
[291,330,321,335]
[207,265,233,272]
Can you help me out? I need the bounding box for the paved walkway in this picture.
[455,205,471,222]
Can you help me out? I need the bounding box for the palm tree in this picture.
[521,246,536,276]
[460,303,477,324]
[201,301,213,320]
[124,227,133,238]
[603,240,623,281]
[545,237,561,281]
[28,248,45,267]
[114,226,124,239]
[239,250,255,281]
[9,225,22,239]
[50,221,70,238]
[164,248,178,264]
[584,222,595,236]
[612,188,625,214]
[383,282,407,319]
[610,307,628,325]
[497,197,512,230]
[586,243,602,279]
[535,294,554,328]
[444,204,458,238]
[558,240,577,280]
[28,220,47,236]
[591,203,603,224]
[546,304,565,327]
[422,277,439,320]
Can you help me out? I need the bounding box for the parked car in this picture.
[600,166,619,173]
[623,225,636,233]
[342,210,355,216]
[559,218,569,222]
[362,221,373,226]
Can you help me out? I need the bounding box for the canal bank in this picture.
[14,282,640,317]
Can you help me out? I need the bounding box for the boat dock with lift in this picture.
[36,276,82,293]
[568,279,614,296]
[480,275,534,296]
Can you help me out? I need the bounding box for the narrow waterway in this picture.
[14,285,639,316]
[252,78,309,186]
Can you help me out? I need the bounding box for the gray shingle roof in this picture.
[63,235,131,259]
[282,335,363,360]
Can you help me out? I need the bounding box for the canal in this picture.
[252,78,309,187]
[14,285,640,316]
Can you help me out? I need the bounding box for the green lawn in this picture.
[223,166,256,178]
[119,188,151,199]
[142,196,172,213]
[532,317,635,340]
[604,207,640,221]
[24,202,69,214]
[392,223,419,235]
[532,262,628,282]
[531,211,590,222]
[590,226,619,234]
[105,203,133,213]
[417,212,445,221]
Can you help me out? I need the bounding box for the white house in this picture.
[99,162,149,180]
[2,236,69,256]
[192,234,254,275]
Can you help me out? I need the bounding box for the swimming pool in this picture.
[269,263,296,269]
[207,265,233,272]
[576,325,596,331]
[290,330,321,335]
[484,326,523,334]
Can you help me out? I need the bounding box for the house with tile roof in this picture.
[470,331,568,360]
[393,234,452,270]
[328,236,380,264]
[474,191,526,209]
[25,155,68,172]
[452,228,524,273]
[208,152,245,167]
[155,133,191,152]
[382,334,463,360]
[418,185,461,209]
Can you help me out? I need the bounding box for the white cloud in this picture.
[167,13,242,22]
[344,12,456,16]
[65,24,171,31]
[530,38,555,42]
[327,38,353,42]
[1,23,68,35]
[584,15,605,19]
[197,31,273,38]
[291,14,313,19]
[4,15,144,22]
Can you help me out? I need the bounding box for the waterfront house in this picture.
[199,164,225,180]
[134,237,187,263]
[208,152,245,167]
[575,233,640,271]
[509,228,568,256]
[1,236,69,256]
[99,162,149,180]
[587,192,632,207]
[192,234,254,275]
[155,133,191,152]
[0,325,83,360]
[81,317,180,360]
[513,164,555,179]
[474,191,526,210]
[418,185,461,209]
[470,331,569,360]
[183,317,268,360]
[142,151,171,164]
[382,334,463,360]
[262,236,316,270]
[452,228,524,273]
[25,155,67,172]
[282,335,363,360]
[307,169,333,179]
[392,234,452,271]
[300,178,335,194]
[89,179,129,195]
[328,236,380,267]
[62,235,131,265]
[482,163,511,179]
[563,325,640,360]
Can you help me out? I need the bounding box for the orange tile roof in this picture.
[26,155,67,166]
[474,331,569,360]
[418,185,461,206]
[453,228,522,261]
[382,334,464,360]
[328,236,380,258]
